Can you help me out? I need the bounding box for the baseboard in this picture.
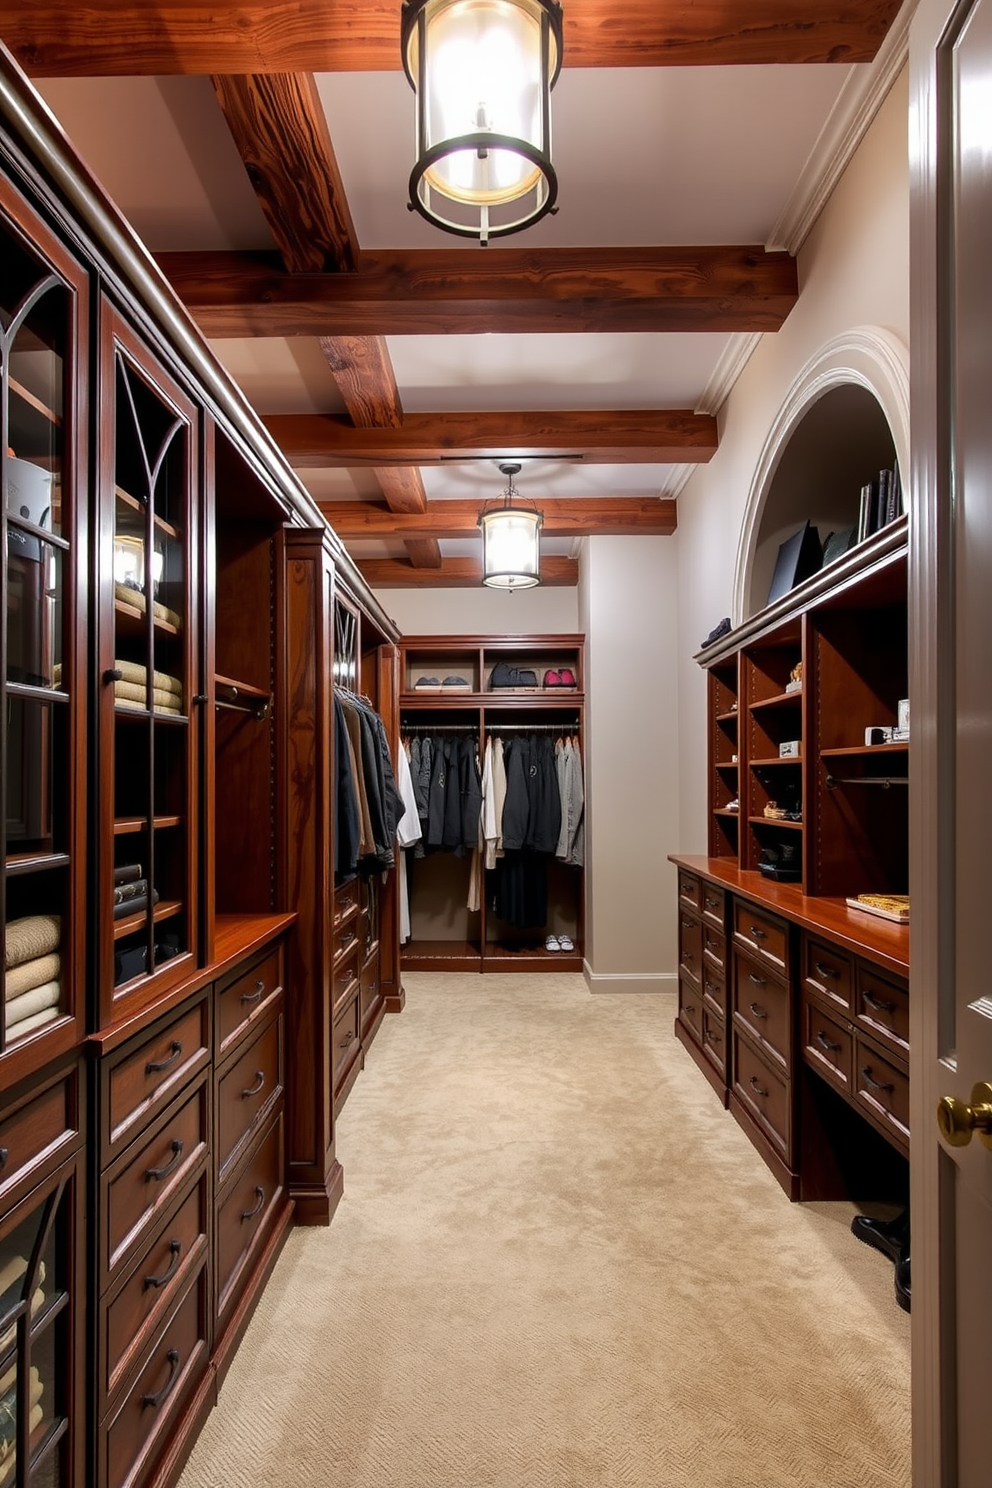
[582,963,678,994]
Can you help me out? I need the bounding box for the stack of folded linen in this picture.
[4,915,61,1041]
[115,580,182,631]
[113,862,158,920]
[113,659,183,714]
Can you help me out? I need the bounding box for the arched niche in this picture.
[735,328,910,621]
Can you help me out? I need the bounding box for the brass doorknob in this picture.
[937,1081,992,1150]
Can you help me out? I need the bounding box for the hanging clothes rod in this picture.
[486,722,580,733]
[825,775,909,789]
[400,722,478,732]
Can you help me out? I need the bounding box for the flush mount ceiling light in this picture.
[401,0,563,245]
[478,462,543,589]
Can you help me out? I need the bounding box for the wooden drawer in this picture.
[216,946,281,1057]
[678,913,702,984]
[332,915,361,971]
[105,1175,208,1404]
[733,1033,789,1156]
[332,993,361,1093]
[700,883,726,928]
[855,963,909,1056]
[701,1004,726,1078]
[216,1009,283,1186]
[733,950,790,1068]
[801,992,853,1095]
[106,998,209,1157]
[702,922,725,971]
[855,1037,910,1150]
[802,936,853,1015]
[678,976,702,1041]
[333,958,360,1019]
[733,901,788,974]
[105,1264,209,1488]
[333,877,360,925]
[106,1080,208,1277]
[0,1067,78,1202]
[677,871,700,911]
[360,954,381,1025]
[216,1111,283,1322]
[702,965,725,1016]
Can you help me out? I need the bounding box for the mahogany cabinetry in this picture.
[674,521,910,1201]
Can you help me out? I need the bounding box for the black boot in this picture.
[894,1249,911,1312]
[851,1208,909,1265]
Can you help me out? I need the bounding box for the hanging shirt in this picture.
[395,742,422,944]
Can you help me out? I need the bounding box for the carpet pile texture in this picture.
[177,972,910,1488]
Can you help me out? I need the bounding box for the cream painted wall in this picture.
[580,536,681,991]
[675,67,911,859]
[371,583,579,637]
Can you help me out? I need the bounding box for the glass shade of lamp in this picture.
[113,534,144,590]
[401,0,562,244]
[478,463,543,589]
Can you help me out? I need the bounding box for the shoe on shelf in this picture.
[442,675,470,688]
[543,669,561,687]
[557,934,574,952]
[558,668,576,687]
[414,675,440,688]
[545,935,561,952]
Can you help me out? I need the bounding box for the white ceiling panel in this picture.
[420,460,677,501]
[297,467,384,503]
[210,339,347,415]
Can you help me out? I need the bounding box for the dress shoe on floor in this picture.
[895,1251,911,1313]
[851,1209,909,1265]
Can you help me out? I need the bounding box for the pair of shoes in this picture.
[490,662,539,689]
[414,675,440,688]
[545,934,575,952]
[851,1209,909,1266]
[543,668,577,688]
[441,675,470,688]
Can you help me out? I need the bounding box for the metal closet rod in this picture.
[825,774,909,789]
[486,722,580,732]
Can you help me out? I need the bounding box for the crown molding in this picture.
[695,332,764,416]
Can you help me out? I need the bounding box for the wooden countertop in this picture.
[669,854,909,979]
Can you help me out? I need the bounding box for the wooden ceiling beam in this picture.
[211,72,359,273]
[318,497,678,538]
[357,555,579,589]
[157,246,798,338]
[5,2,903,77]
[265,409,717,466]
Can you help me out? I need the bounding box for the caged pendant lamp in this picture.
[478,462,543,589]
[401,0,563,245]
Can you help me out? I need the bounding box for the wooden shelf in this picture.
[749,816,803,830]
[112,899,182,939]
[5,680,69,704]
[715,709,739,723]
[750,688,802,710]
[401,939,482,971]
[114,484,181,540]
[750,756,802,767]
[820,743,909,758]
[4,510,69,550]
[5,851,70,876]
[113,815,182,836]
[10,375,60,427]
[114,599,181,638]
[714,808,740,818]
[715,761,739,771]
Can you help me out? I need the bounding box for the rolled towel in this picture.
[5,1006,59,1041]
[113,681,184,712]
[5,980,60,1026]
[4,915,60,971]
[114,583,181,631]
[114,659,182,697]
[4,953,59,1001]
[114,863,142,886]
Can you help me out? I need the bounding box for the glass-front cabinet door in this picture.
[97,306,198,1025]
[0,181,87,1072]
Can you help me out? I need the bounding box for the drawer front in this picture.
[107,1082,208,1276]
[105,1176,208,1402]
[216,1011,283,1185]
[216,1113,283,1320]
[332,915,361,970]
[733,902,788,974]
[677,871,700,911]
[678,976,702,1041]
[360,954,381,1025]
[733,951,790,1068]
[802,936,853,1015]
[332,994,361,1091]
[333,958,360,1019]
[801,993,853,1095]
[108,999,209,1153]
[734,1033,790,1156]
[0,1069,78,1201]
[105,1266,208,1488]
[855,1038,910,1148]
[700,884,726,928]
[333,877,360,924]
[702,923,725,971]
[701,965,725,1017]
[701,1004,726,1078]
[217,947,281,1055]
[855,964,910,1055]
[678,914,703,984]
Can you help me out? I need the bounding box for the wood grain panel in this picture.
[356,555,578,587]
[157,245,799,338]
[317,496,678,538]
[6,2,902,76]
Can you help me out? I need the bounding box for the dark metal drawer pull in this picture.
[145,1240,182,1290]
[814,960,839,980]
[749,1002,767,1019]
[0,1147,7,1171]
[683,1002,696,1016]
[816,1030,841,1054]
[683,951,694,962]
[681,918,694,930]
[146,1139,184,1182]
[749,925,767,940]
[749,1075,769,1098]
[241,1070,266,1099]
[861,1066,895,1094]
[145,1040,182,1075]
[705,896,719,910]
[863,990,896,1014]
[705,980,719,994]
[241,1185,265,1222]
[143,1348,181,1409]
[703,1027,722,1047]
[748,973,765,986]
[240,980,265,1005]
[341,1030,356,1048]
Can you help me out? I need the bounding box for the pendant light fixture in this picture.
[478,462,543,588]
[401,0,563,245]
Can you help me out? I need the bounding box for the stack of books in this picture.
[857,463,903,541]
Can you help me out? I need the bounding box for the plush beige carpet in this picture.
[177,973,911,1488]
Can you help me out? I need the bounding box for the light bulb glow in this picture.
[480,504,542,589]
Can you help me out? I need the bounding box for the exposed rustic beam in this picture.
[357,555,579,589]
[211,72,359,273]
[375,467,435,516]
[5,2,903,76]
[265,409,717,466]
[157,246,798,338]
[318,497,678,539]
[404,540,445,569]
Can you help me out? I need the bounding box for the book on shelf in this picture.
[845,893,909,923]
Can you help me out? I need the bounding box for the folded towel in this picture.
[114,878,148,906]
[113,680,183,711]
[4,916,60,971]
[114,659,182,697]
[4,954,60,1001]
[5,1006,59,1041]
[5,981,60,1025]
[114,863,142,886]
[113,889,158,921]
[114,582,181,630]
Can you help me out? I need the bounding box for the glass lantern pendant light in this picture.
[401,0,563,244]
[478,462,543,589]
